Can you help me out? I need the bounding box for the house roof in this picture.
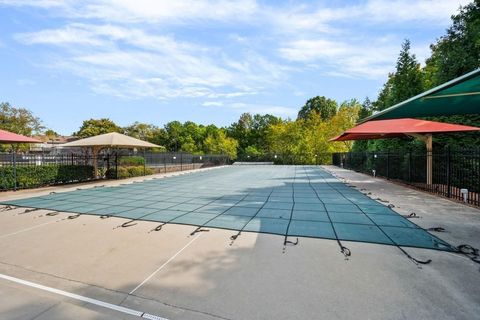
[0,129,42,144]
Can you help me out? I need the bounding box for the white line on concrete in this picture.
[0,219,60,239]
[129,234,202,295]
[0,273,167,320]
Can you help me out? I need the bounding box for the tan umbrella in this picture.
[60,132,161,177]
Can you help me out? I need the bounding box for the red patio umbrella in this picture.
[330,118,480,185]
[330,118,480,142]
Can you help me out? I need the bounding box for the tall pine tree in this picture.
[367,40,425,151]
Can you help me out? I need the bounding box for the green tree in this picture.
[297,96,337,121]
[123,122,166,150]
[267,99,360,164]
[74,118,123,138]
[425,1,480,87]
[390,40,424,104]
[372,73,394,111]
[368,40,425,151]
[353,98,375,151]
[163,121,184,151]
[373,40,424,113]
[204,130,238,159]
[227,113,282,158]
[124,122,157,140]
[358,97,373,120]
[0,102,43,136]
[44,129,58,139]
[182,121,205,153]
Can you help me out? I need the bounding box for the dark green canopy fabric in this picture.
[363,68,480,121]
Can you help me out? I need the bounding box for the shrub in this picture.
[106,165,153,179]
[0,165,94,190]
[118,156,145,166]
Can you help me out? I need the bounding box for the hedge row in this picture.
[106,165,153,179]
[118,156,145,166]
[0,165,94,190]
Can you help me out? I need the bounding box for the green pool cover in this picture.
[1,166,455,252]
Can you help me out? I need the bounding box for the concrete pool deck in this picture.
[0,165,479,320]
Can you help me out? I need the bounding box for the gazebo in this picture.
[330,118,480,185]
[0,129,41,190]
[60,132,161,178]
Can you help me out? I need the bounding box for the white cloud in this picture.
[202,101,223,107]
[270,0,470,34]
[16,23,286,99]
[17,78,36,86]
[362,0,470,23]
[0,0,69,8]
[78,0,258,24]
[5,0,470,99]
[1,0,258,24]
[279,38,398,78]
[270,0,470,79]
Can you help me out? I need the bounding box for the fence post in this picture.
[143,149,146,176]
[446,146,451,198]
[163,153,166,173]
[115,154,118,180]
[106,153,110,174]
[12,148,17,191]
[408,151,412,184]
[386,151,390,180]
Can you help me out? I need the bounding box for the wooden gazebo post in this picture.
[426,134,433,186]
[409,133,433,185]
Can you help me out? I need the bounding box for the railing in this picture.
[332,149,480,207]
[235,153,332,165]
[0,152,229,191]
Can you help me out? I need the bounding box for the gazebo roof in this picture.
[0,129,41,144]
[330,118,480,141]
[60,132,160,148]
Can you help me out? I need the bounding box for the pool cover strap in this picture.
[191,192,252,236]
[303,167,351,258]
[283,166,299,247]
[230,188,276,244]
[322,171,432,266]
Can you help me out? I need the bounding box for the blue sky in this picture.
[0,0,471,135]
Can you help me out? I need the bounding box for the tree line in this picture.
[0,98,359,162]
[1,1,478,161]
[354,1,480,152]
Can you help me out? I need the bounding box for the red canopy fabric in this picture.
[331,118,480,141]
[0,129,41,144]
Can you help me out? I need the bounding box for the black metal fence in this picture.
[0,152,229,191]
[332,149,480,206]
[236,153,332,165]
